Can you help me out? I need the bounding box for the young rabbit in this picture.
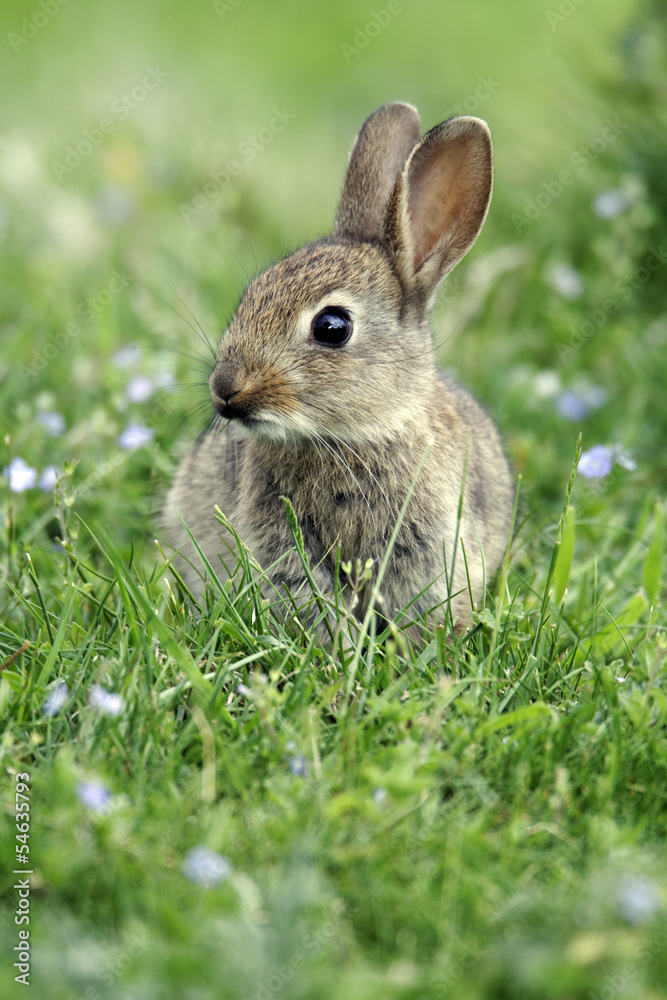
[164,102,513,636]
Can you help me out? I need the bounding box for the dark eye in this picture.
[311,307,352,347]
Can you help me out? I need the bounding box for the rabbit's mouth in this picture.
[211,386,256,423]
[211,390,285,438]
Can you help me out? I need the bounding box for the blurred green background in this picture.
[2,3,667,999]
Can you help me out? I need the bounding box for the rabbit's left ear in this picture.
[381,116,493,301]
[333,102,421,242]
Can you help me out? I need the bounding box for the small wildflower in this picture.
[112,344,141,369]
[76,780,112,813]
[546,262,583,300]
[118,422,154,450]
[39,466,59,492]
[556,384,606,421]
[36,411,66,435]
[578,445,613,479]
[533,369,561,399]
[615,875,660,925]
[89,684,125,717]
[125,375,155,403]
[288,754,309,777]
[284,742,308,776]
[236,683,252,698]
[612,444,636,471]
[373,787,388,805]
[42,681,68,717]
[4,457,37,492]
[578,443,636,479]
[182,846,232,888]
[593,189,632,219]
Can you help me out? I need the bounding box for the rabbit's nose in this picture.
[210,383,246,419]
[209,363,257,421]
[209,363,244,406]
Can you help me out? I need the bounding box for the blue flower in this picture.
[285,740,309,776]
[288,754,308,776]
[36,411,66,436]
[76,780,112,813]
[578,445,613,479]
[557,385,606,421]
[118,422,154,450]
[182,846,232,888]
[578,443,636,479]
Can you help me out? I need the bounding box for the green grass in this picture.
[1,1,667,997]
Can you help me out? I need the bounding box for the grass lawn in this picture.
[1,1,666,997]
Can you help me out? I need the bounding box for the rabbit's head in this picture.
[209,103,492,446]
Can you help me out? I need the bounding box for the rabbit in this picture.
[164,101,514,639]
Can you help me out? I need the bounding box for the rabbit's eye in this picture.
[311,307,352,347]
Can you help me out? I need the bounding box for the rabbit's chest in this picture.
[244,452,397,565]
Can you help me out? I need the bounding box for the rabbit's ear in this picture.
[333,102,421,242]
[382,116,492,299]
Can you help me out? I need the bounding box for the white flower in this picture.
[533,369,561,399]
[612,444,636,471]
[89,684,125,717]
[112,344,141,369]
[182,846,232,887]
[546,262,583,300]
[615,875,660,925]
[118,422,154,450]
[42,681,68,716]
[4,457,37,492]
[125,375,155,403]
[593,189,632,219]
[39,466,60,491]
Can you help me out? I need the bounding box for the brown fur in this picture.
[164,103,513,636]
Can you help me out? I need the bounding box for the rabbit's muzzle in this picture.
[209,361,298,431]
